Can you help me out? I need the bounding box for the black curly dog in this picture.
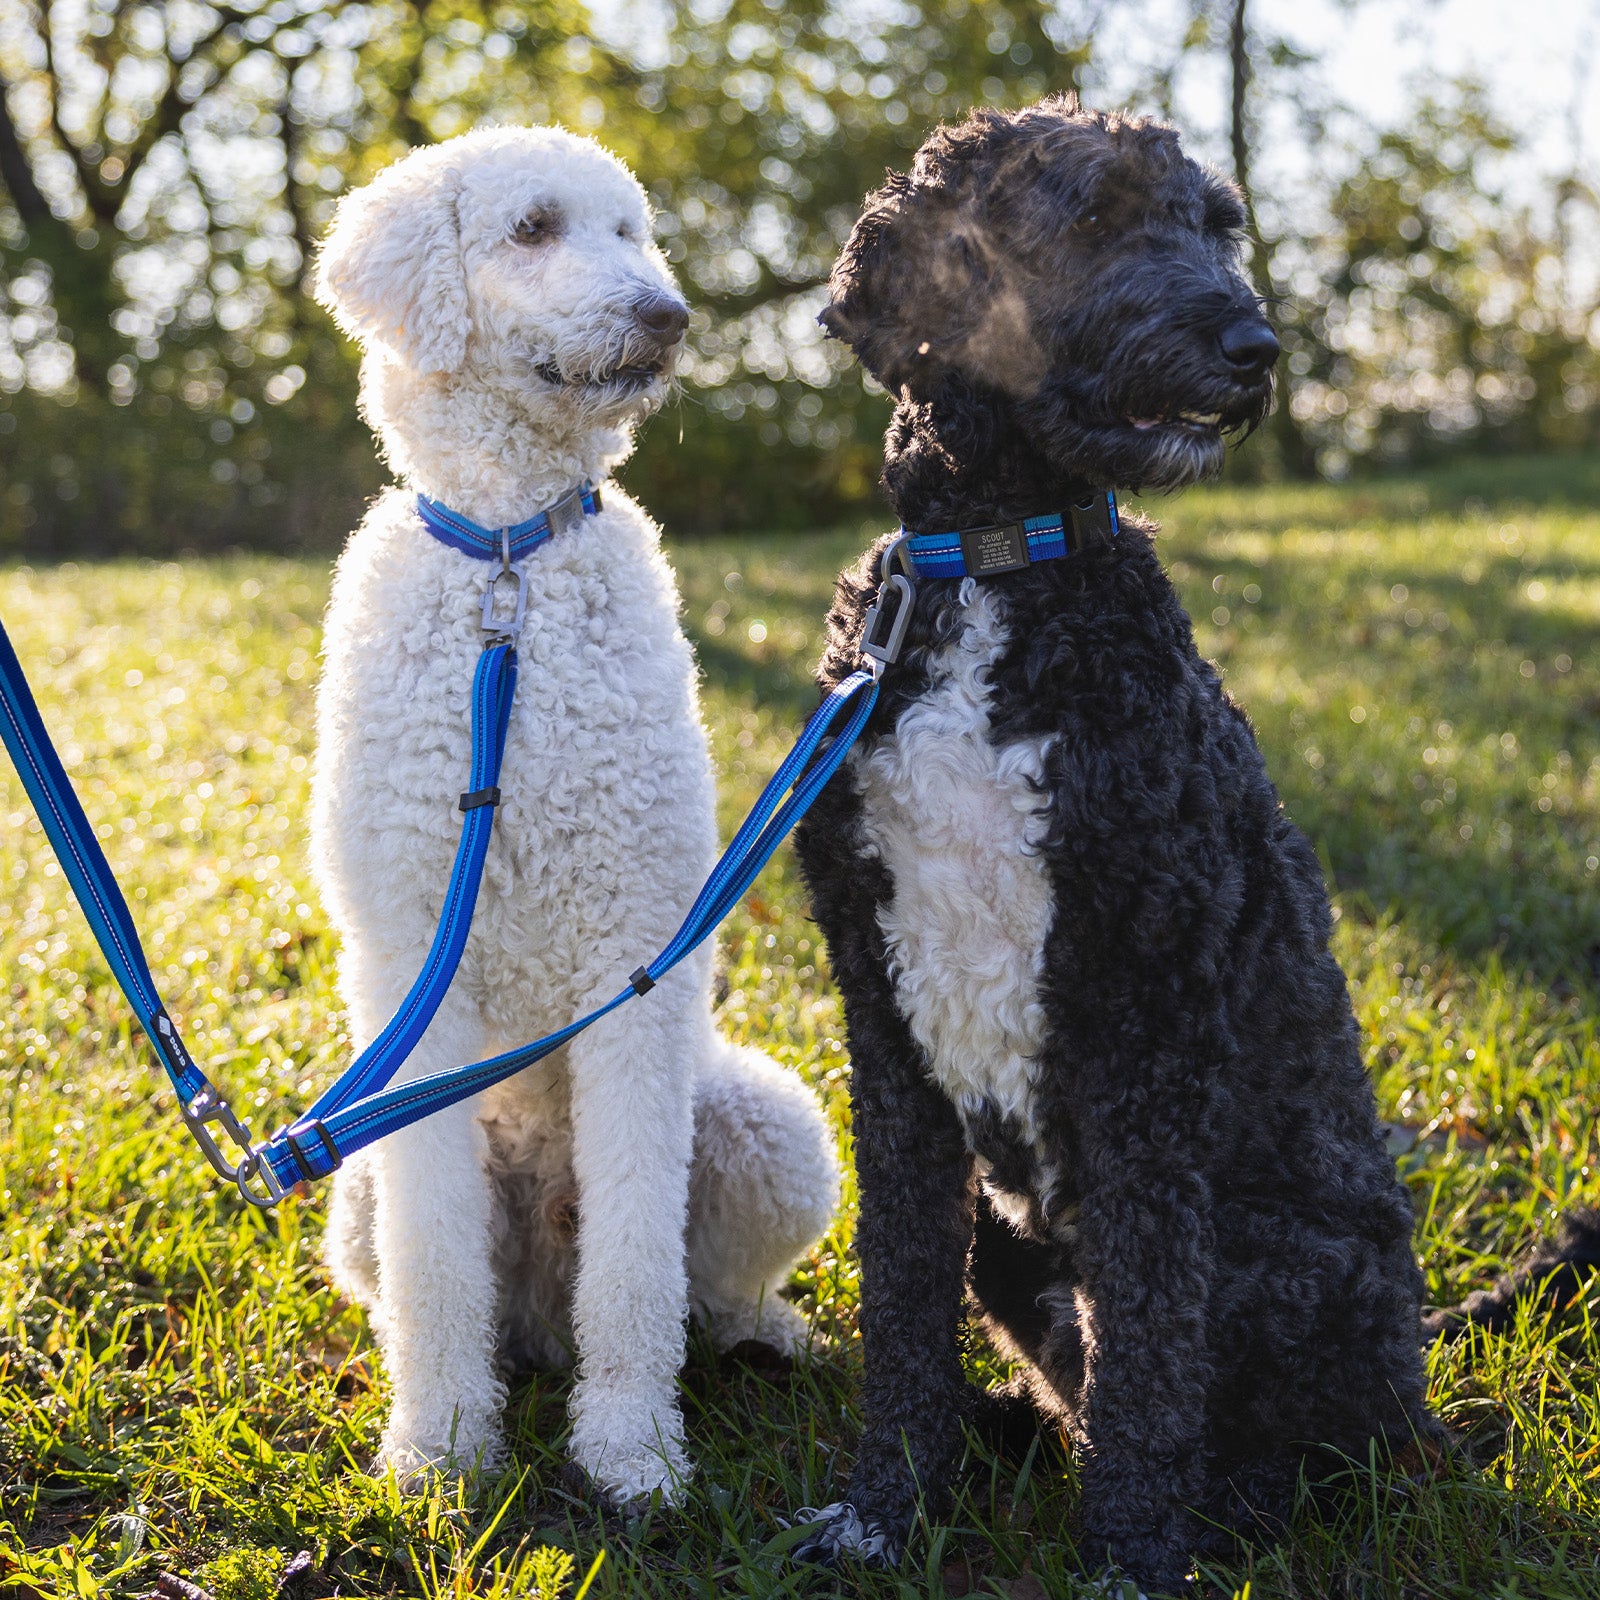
[789,98,1444,1592]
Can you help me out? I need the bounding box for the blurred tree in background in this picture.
[0,0,1595,555]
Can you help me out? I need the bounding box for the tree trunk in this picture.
[0,67,119,401]
[1228,0,1318,478]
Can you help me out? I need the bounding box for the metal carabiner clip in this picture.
[859,535,916,681]
[233,1150,287,1210]
[179,1085,285,1209]
[481,525,527,644]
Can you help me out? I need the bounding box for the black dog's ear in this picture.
[818,171,910,351]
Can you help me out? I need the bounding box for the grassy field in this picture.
[2,456,1598,1599]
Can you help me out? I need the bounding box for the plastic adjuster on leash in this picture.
[284,1119,343,1183]
[459,786,501,811]
[629,966,655,995]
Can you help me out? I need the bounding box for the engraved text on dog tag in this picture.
[959,523,1029,576]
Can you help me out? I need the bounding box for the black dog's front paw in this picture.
[788,1501,903,1568]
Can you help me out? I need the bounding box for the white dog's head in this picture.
[315,127,687,440]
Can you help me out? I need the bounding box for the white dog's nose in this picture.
[633,296,689,343]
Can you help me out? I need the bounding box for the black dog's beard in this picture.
[1019,333,1274,492]
[1024,394,1267,491]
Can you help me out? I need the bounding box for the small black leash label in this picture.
[959,522,1029,577]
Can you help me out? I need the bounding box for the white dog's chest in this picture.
[854,584,1057,1150]
[313,498,716,1042]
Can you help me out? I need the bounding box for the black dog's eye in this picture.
[512,208,562,244]
[1073,211,1104,236]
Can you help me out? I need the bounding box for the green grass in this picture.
[2,455,1598,1599]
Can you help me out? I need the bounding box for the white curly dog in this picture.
[309,126,840,1502]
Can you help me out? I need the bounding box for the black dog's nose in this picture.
[1218,317,1279,376]
[634,296,689,341]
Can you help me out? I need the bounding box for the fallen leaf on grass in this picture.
[940,1556,977,1595]
[997,1576,1049,1600]
[1381,1117,1490,1163]
[150,1575,217,1600]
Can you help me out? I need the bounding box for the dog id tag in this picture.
[546,488,585,538]
[959,522,1029,577]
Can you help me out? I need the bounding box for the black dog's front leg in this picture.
[793,977,975,1566]
[1061,1045,1218,1595]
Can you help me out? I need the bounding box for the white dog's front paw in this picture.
[709,1293,812,1361]
[378,1410,504,1489]
[568,1385,690,1507]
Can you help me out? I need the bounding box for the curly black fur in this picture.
[791,99,1441,1593]
[1423,1207,1600,1340]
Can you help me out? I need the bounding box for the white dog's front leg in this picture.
[565,983,697,1504]
[361,987,506,1481]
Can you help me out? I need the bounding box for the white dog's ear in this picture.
[314,152,471,374]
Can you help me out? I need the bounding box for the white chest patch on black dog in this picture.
[855,580,1056,1148]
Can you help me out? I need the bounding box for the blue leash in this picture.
[0,618,522,1200]
[0,514,896,1205]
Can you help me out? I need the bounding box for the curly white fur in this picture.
[310,126,840,1502]
[855,580,1056,1145]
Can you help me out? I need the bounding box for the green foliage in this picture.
[1284,83,1600,469]
[1,461,1597,1596]
[4,2,1592,553]
[0,0,1093,549]
[200,1545,286,1600]
[0,332,377,558]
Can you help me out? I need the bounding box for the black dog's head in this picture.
[821,97,1276,491]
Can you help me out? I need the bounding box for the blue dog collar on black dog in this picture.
[416,481,604,561]
[899,490,1120,580]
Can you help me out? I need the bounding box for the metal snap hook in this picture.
[179,1084,284,1208]
[879,533,915,583]
[481,561,527,644]
[234,1149,286,1209]
[860,570,915,679]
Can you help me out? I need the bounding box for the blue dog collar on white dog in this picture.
[416,481,604,561]
[899,490,1120,580]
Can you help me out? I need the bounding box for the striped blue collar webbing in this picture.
[416,481,603,561]
[900,490,1120,581]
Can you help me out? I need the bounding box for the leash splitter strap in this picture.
[1,536,897,1207]
[261,664,886,1190]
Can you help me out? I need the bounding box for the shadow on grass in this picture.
[1190,546,1600,985]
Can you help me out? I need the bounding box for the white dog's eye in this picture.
[616,223,636,240]
[512,209,561,245]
